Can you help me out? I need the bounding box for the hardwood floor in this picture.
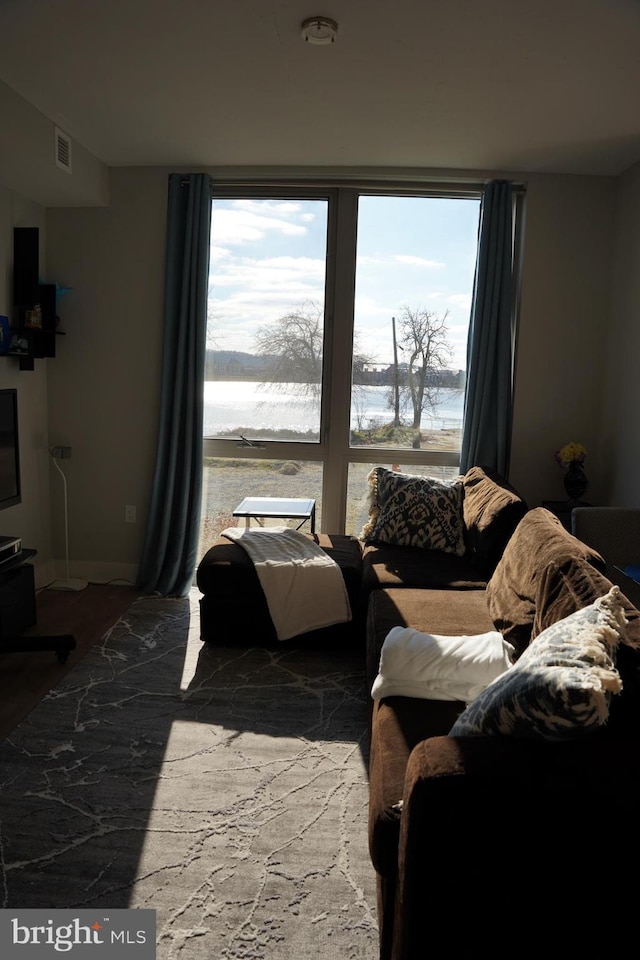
[0,582,142,742]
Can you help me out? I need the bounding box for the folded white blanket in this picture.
[371,627,515,702]
[222,526,352,641]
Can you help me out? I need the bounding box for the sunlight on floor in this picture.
[178,588,205,691]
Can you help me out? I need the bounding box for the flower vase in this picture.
[564,461,588,501]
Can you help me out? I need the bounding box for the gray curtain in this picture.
[460,180,515,477]
[136,173,211,596]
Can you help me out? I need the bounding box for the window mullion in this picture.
[321,189,359,532]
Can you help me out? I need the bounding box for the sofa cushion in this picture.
[371,627,514,702]
[361,467,465,555]
[361,540,487,598]
[461,465,528,575]
[486,507,606,657]
[449,586,627,740]
[368,697,464,880]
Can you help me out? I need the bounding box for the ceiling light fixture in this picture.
[301,16,338,45]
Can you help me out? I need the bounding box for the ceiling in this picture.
[1,0,639,178]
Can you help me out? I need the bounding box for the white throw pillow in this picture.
[371,627,515,702]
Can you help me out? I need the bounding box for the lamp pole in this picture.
[391,315,400,427]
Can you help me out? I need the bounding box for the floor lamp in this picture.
[49,446,88,591]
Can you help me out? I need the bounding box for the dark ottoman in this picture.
[197,533,363,648]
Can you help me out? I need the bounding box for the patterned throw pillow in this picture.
[449,586,628,740]
[360,466,465,555]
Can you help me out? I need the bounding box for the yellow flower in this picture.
[555,442,587,467]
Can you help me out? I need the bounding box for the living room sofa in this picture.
[197,531,364,647]
[196,466,640,956]
[363,467,640,958]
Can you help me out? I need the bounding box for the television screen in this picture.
[0,389,21,509]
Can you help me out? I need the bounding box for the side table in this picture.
[0,548,76,662]
[232,496,317,533]
[542,500,591,532]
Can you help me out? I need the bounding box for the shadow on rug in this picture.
[0,590,378,959]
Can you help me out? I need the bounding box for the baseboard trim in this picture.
[35,560,138,590]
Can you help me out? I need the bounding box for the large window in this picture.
[201,184,482,550]
[204,197,328,441]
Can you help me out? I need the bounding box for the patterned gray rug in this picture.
[0,591,378,959]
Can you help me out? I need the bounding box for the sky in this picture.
[208,194,481,370]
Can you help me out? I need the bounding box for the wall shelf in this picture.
[9,227,57,371]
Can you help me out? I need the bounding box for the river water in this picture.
[203,381,464,437]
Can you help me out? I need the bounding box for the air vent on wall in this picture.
[54,127,72,173]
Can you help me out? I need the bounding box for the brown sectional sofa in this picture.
[197,532,363,647]
[364,467,640,958]
[196,467,640,955]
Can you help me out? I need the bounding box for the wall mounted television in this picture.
[0,388,21,510]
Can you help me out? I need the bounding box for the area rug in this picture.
[0,590,378,959]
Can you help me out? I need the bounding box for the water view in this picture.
[203,381,464,437]
[200,193,475,551]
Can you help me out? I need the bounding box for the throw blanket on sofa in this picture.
[221,526,352,641]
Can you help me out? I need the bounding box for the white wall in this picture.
[42,165,621,583]
[599,160,640,505]
[0,186,54,586]
[0,163,628,585]
[509,174,616,507]
[45,169,168,585]
[0,79,108,208]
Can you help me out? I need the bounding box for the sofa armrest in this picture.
[392,734,640,958]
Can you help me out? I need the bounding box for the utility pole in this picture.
[391,315,401,427]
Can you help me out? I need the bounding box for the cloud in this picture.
[207,255,327,351]
[210,244,231,260]
[394,255,445,268]
[211,208,308,245]
[356,254,445,269]
[210,198,319,246]
[208,198,326,351]
[206,197,474,367]
[233,199,304,216]
[210,255,325,291]
[447,293,473,310]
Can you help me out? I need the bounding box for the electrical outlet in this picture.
[51,446,72,459]
[125,505,136,523]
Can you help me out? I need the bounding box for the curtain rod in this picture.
[179,176,526,196]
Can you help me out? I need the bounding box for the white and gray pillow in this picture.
[449,586,628,740]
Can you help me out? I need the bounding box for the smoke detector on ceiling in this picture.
[301,16,338,45]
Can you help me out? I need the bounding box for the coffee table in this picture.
[232,496,316,533]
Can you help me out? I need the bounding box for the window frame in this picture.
[203,177,521,533]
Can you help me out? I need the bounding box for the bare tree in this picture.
[255,300,372,401]
[255,300,322,399]
[390,306,453,443]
